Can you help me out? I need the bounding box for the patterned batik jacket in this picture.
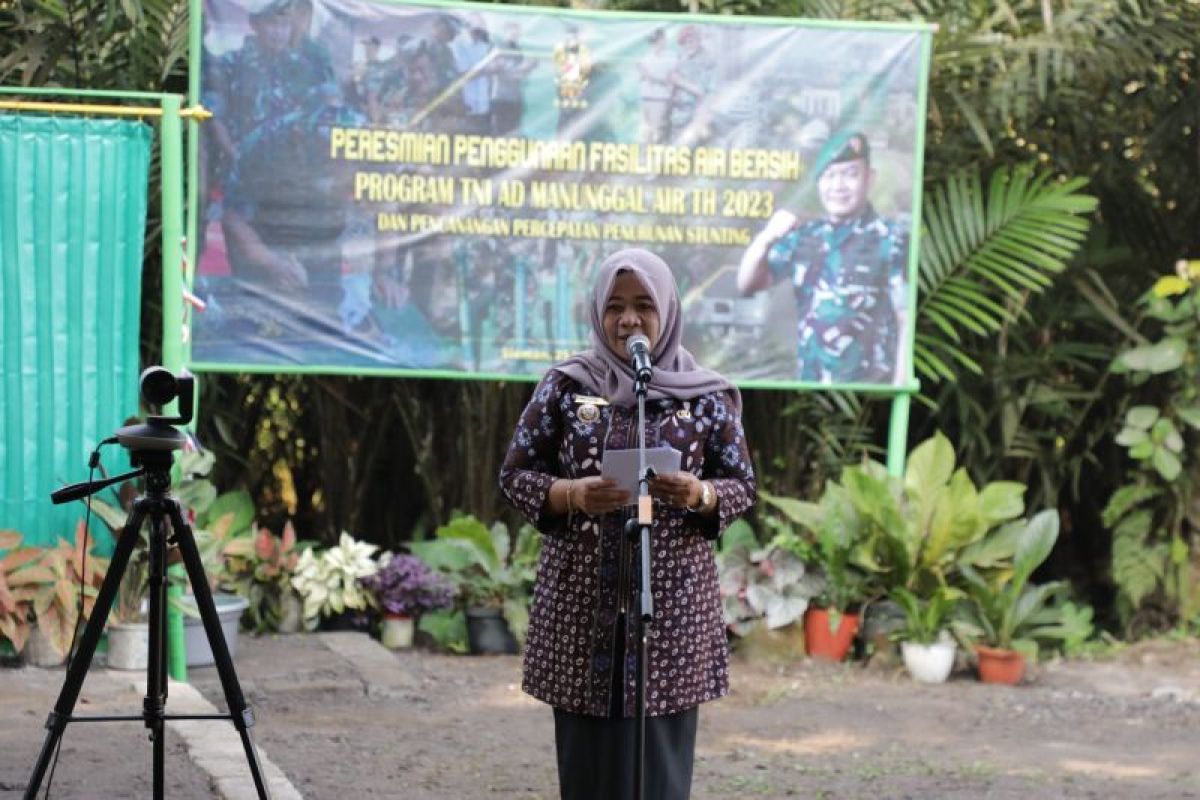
[499,370,756,717]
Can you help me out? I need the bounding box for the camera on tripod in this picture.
[48,367,196,507]
[29,365,271,800]
[114,366,196,454]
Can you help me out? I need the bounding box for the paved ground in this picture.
[2,632,1200,798]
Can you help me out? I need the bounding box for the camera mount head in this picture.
[50,367,195,505]
[114,367,196,454]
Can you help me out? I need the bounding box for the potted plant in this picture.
[717,520,822,661]
[291,531,380,631]
[175,450,263,663]
[24,524,109,667]
[957,510,1093,684]
[0,530,49,659]
[360,553,455,649]
[890,585,962,683]
[222,521,307,633]
[410,515,539,655]
[762,493,874,661]
[768,433,1030,661]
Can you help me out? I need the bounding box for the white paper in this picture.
[600,446,682,500]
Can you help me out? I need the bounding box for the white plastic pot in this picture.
[901,634,956,684]
[381,615,415,649]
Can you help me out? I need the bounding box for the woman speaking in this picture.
[499,248,756,799]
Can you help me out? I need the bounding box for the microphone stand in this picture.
[630,372,654,800]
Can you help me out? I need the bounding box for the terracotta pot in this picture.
[976,644,1025,685]
[803,607,859,661]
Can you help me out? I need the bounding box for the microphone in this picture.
[626,334,653,383]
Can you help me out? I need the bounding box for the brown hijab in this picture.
[552,248,740,410]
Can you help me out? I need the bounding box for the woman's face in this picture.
[602,271,661,357]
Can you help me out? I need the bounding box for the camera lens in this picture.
[139,367,178,406]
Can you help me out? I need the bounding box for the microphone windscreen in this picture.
[626,334,651,356]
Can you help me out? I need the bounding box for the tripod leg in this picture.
[166,501,272,800]
[146,513,170,800]
[24,504,149,800]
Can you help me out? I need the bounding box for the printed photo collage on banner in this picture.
[194,0,930,387]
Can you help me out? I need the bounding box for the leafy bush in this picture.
[957,510,1094,657]
[410,515,540,650]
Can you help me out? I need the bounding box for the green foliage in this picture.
[717,519,822,633]
[0,0,189,88]
[1102,263,1200,630]
[890,585,962,645]
[957,510,1093,656]
[916,167,1096,383]
[410,515,540,646]
[222,521,307,633]
[769,432,1028,601]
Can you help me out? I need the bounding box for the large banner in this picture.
[195,0,931,387]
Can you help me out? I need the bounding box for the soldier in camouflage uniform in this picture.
[738,131,909,384]
[214,0,347,310]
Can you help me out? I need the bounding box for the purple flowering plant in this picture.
[360,553,455,618]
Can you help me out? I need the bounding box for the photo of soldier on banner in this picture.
[192,0,930,387]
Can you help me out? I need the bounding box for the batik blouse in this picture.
[499,369,756,717]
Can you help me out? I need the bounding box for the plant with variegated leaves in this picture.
[223,521,307,632]
[22,523,108,658]
[0,530,46,653]
[291,532,379,629]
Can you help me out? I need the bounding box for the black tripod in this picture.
[25,369,270,800]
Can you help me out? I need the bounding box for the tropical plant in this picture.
[177,449,258,591]
[716,519,821,635]
[1101,260,1200,631]
[915,167,1097,384]
[25,524,109,657]
[360,553,454,619]
[889,585,962,645]
[767,433,1029,600]
[290,532,380,628]
[410,515,540,645]
[767,512,873,620]
[957,510,1093,657]
[0,530,49,653]
[86,482,160,623]
[222,521,306,632]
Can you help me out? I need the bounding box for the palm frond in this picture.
[914,166,1096,384]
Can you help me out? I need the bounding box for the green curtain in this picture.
[0,115,151,551]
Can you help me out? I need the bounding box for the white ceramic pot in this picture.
[381,615,415,650]
[107,621,150,670]
[901,634,956,684]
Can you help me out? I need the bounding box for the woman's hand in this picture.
[569,476,630,516]
[648,471,704,510]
